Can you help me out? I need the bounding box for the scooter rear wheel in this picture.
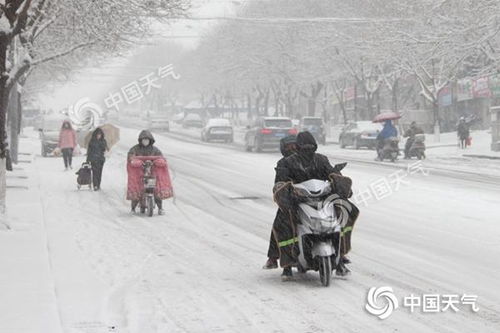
[319,256,332,287]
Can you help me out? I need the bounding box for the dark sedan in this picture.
[245,117,297,152]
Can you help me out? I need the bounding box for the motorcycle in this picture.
[408,134,426,160]
[377,137,399,162]
[292,175,349,287]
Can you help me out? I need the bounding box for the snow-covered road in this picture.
[10,127,500,332]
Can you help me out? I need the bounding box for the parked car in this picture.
[147,116,170,132]
[339,121,382,149]
[182,113,203,128]
[299,117,326,144]
[38,117,63,157]
[173,112,185,124]
[201,118,233,143]
[245,117,297,152]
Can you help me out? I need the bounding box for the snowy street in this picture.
[2,1,500,332]
[3,127,500,333]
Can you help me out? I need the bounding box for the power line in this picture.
[168,16,413,23]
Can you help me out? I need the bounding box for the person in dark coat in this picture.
[273,131,359,280]
[128,130,164,214]
[403,121,424,159]
[86,128,109,190]
[457,117,470,149]
[263,135,297,270]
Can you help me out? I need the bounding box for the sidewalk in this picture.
[0,138,63,333]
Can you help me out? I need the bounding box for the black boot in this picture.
[341,256,351,265]
[131,200,138,213]
[262,258,278,269]
[281,267,293,281]
[336,262,351,277]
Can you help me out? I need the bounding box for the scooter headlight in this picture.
[309,217,336,234]
[145,178,156,187]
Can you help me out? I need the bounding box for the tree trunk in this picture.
[366,91,373,119]
[263,88,269,116]
[0,40,10,216]
[8,85,20,164]
[306,82,323,116]
[246,94,252,120]
[392,78,399,112]
[433,100,440,142]
[353,84,358,122]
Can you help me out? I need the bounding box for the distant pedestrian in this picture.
[86,128,109,191]
[58,120,77,170]
[457,117,469,149]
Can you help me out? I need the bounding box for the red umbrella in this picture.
[372,111,402,123]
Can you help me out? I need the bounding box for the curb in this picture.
[463,154,500,160]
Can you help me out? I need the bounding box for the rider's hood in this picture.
[280,135,297,157]
[296,131,317,152]
[138,130,155,145]
[296,131,317,160]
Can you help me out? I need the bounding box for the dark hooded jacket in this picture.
[269,135,298,266]
[457,121,469,140]
[128,130,163,159]
[87,128,108,163]
[279,134,297,158]
[275,131,338,184]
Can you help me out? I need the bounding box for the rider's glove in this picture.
[329,173,353,199]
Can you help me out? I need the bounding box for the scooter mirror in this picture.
[333,162,347,172]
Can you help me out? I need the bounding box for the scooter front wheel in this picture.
[147,195,154,217]
[318,256,332,287]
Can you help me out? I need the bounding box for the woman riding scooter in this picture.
[376,120,399,161]
[127,130,173,215]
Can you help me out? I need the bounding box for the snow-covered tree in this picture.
[0,0,190,217]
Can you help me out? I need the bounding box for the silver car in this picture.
[339,121,382,149]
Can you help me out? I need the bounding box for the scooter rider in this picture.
[263,135,297,270]
[376,120,398,160]
[127,130,165,215]
[273,131,359,280]
[403,121,424,159]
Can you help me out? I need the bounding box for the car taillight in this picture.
[261,128,272,134]
[288,128,298,135]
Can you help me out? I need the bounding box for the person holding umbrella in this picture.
[372,112,401,161]
[86,128,109,191]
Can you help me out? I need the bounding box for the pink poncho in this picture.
[127,156,174,201]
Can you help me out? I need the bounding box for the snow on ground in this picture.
[1,126,500,333]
